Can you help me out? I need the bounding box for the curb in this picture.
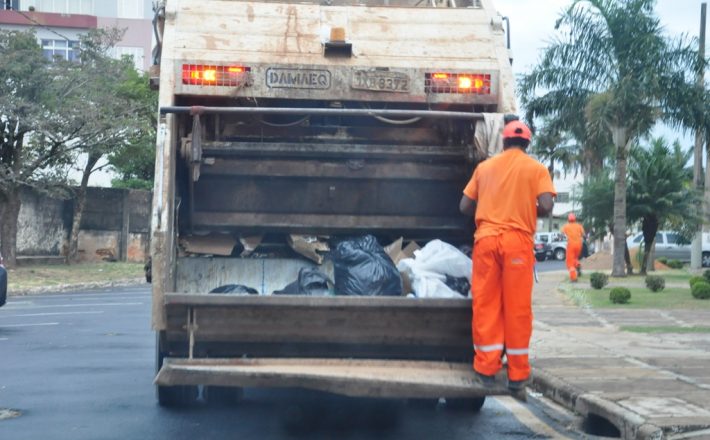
[532,368,664,440]
[8,278,147,297]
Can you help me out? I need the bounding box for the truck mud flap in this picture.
[155,357,508,399]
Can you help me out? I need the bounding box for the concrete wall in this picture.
[16,187,151,263]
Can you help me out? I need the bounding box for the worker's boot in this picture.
[577,265,582,277]
[507,379,528,402]
[475,372,496,388]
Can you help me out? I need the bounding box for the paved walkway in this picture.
[531,272,710,440]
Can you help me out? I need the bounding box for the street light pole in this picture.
[692,2,706,270]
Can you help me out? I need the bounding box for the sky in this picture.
[493,0,707,198]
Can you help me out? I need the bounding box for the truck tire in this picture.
[204,386,244,406]
[155,332,199,407]
[445,396,486,412]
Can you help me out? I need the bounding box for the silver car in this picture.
[626,231,710,267]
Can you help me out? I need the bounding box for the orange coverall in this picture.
[463,149,556,381]
[561,222,585,281]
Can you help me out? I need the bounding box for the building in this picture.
[0,0,153,71]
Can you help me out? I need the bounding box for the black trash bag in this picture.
[274,267,332,296]
[332,235,402,296]
[445,275,470,297]
[209,284,258,295]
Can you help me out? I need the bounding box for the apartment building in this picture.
[0,0,153,71]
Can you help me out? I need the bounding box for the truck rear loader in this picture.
[150,0,517,409]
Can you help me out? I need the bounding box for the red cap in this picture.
[502,121,532,141]
[568,213,576,222]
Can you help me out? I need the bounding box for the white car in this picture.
[626,231,710,267]
[534,232,568,261]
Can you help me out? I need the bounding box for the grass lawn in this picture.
[563,282,710,309]
[621,326,710,333]
[7,262,145,292]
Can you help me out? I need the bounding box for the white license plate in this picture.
[351,71,410,93]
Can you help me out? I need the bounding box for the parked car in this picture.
[0,252,7,307]
[534,240,551,262]
[626,231,710,267]
[534,232,567,261]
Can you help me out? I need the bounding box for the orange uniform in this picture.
[463,148,555,381]
[561,222,585,281]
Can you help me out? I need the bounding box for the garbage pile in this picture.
[195,233,471,298]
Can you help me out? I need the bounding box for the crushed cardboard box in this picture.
[288,234,330,264]
[180,233,237,256]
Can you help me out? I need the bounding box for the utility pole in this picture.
[692,2,706,270]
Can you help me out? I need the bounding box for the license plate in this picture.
[351,70,410,93]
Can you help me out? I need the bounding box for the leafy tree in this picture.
[57,29,156,262]
[0,30,75,267]
[108,69,157,191]
[627,138,699,274]
[519,0,703,277]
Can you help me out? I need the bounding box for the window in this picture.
[655,232,664,244]
[42,39,80,62]
[27,0,93,14]
[3,0,19,10]
[633,234,643,243]
[118,0,143,19]
[556,192,570,203]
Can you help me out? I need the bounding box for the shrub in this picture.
[589,272,609,290]
[703,269,710,284]
[609,287,631,304]
[691,281,710,300]
[657,256,669,265]
[666,259,684,269]
[644,275,665,292]
[689,276,706,288]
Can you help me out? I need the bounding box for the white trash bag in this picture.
[397,240,472,298]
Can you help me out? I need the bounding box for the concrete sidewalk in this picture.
[531,272,710,440]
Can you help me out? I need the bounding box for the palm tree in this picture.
[627,138,700,274]
[519,0,703,276]
[531,121,578,180]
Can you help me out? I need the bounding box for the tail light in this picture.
[182,64,251,86]
[425,72,491,94]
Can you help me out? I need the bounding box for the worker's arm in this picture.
[537,192,554,217]
[459,194,477,217]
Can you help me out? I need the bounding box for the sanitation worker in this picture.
[459,120,555,401]
[561,213,585,282]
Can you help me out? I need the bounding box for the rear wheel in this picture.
[445,396,486,412]
[535,254,546,262]
[702,252,710,268]
[155,332,199,407]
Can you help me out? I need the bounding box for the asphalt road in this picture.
[0,286,582,440]
[536,259,566,273]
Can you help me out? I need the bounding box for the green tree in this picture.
[0,30,74,267]
[519,0,703,277]
[57,29,156,262]
[627,138,700,274]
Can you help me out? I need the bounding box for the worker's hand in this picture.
[459,195,476,217]
[536,192,554,217]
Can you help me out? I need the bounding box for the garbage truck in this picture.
[150,0,517,408]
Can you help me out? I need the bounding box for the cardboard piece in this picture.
[384,237,420,265]
[288,235,330,264]
[180,233,237,256]
[239,235,263,257]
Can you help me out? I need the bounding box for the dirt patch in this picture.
[582,251,613,271]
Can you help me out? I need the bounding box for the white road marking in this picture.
[493,396,571,439]
[2,302,143,310]
[1,322,59,328]
[0,311,105,318]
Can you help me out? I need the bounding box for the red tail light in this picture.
[182,64,251,86]
[426,72,491,94]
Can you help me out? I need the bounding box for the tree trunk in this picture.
[67,153,102,263]
[640,215,658,275]
[611,126,631,277]
[0,189,22,268]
